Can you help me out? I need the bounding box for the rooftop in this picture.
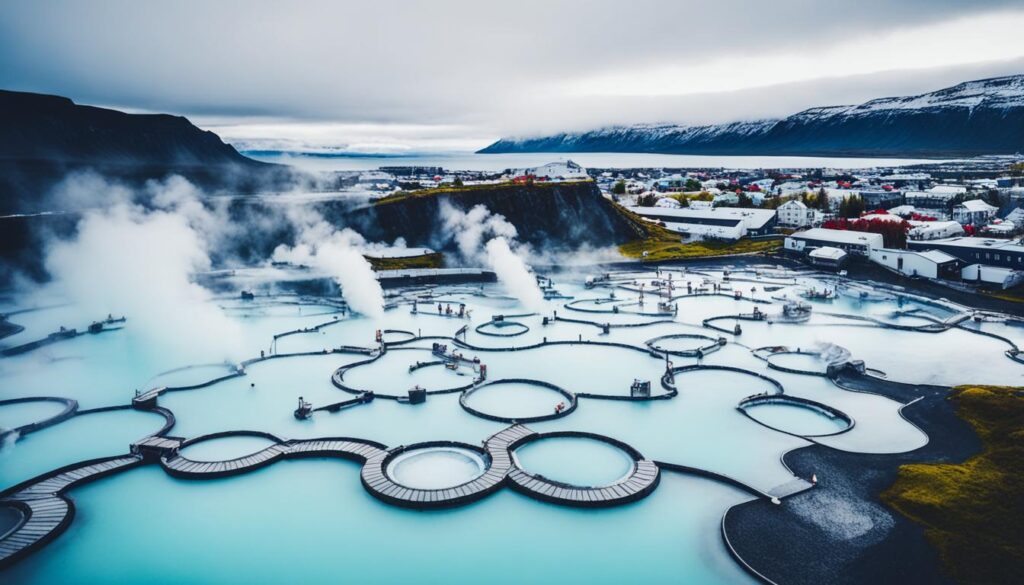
[910,237,1024,253]
[808,246,847,260]
[789,228,883,245]
[627,205,776,228]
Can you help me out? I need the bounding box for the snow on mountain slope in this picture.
[480,75,1024,157]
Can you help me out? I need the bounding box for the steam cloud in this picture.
[271,207,385,318]
[436,201,545,311]
[485,237,545,312]
[43,176,243,361]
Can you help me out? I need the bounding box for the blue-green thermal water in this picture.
[744,403,850,436]
[0,400,67,431]
[387,447,485,489]
[515,436,633,486]
[1,266,1022,584]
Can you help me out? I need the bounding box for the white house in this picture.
[514,160,589,180]
[952,199,998,226]
[869,248,961,279]
[808,247,848,270]
[961,264,1024,289]
[777,200,815,227]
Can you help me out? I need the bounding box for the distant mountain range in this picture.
[479,75,1024,158]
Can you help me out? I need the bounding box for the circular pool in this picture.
[646,334,720,356]
[514,436,633,487]
[743,402,851,437]
[180,434,278,462]
[475,320,529,337]
[386,446,486,489]
[0,504,24,539]
[0,399,69,431]
[461,380,573,422]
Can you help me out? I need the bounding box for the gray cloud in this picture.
[1,0,1021,149]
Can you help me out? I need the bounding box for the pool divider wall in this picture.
[736,394,855,439]
[0,397,78,442]
[459,379,577,423]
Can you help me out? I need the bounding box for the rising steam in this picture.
[436,201,545,311]
[271,207,385,318]
[43,178,243,361]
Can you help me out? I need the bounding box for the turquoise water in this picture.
[2,462,757,585]
[0,400,67,431]
[515,436,633,487]
[180,435,278,461]
[744,403,850,436]
[387,447,485,489]
[464,381,566,419]
[1,265,1022,583]
[0,409,166,488]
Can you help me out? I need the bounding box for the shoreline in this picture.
[721,369,983,585]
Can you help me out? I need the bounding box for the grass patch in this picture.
[881,385,1024,584]
[373,179,594,206]
[613,203,781,261]
[983,284,1024,304]
[365,252,444,271]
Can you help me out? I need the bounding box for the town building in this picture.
[808,247,848,270]
[785,228,883,256]
[777,200,815,227]
[907,237,1024,270]
[907,221,964,241]
[512,160,589,181]
[952,199,999,226]
[626,206,777,241]
[858,189,903,210]
[960,264,1024,289]
[868,248,961,279]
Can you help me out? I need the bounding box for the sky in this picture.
[2,0,1023,153]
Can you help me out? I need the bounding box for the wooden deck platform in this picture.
[161,437,386,479]
[0,455,141,567]
[505,459,660,508]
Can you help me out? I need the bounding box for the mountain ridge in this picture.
[479,74,1024,158]
[0,89,299,214]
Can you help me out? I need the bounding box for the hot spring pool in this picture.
[1,265,1021,584]
[514,436,634,487]
[386,446,486,489]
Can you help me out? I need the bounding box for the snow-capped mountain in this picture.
[479,75,1024,157]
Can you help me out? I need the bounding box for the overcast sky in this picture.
[2,0,1023,153]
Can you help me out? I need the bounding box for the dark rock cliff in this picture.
[0,89,292,213]
[341,181,646,251]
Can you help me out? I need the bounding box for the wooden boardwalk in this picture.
[497,426,661,508]
[0,455,141,567]
[162,437,386,479]
[162,443,292,478]
[506,459,660,508]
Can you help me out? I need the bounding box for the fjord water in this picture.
[2,267,1023,584]
[248,151,944,172]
